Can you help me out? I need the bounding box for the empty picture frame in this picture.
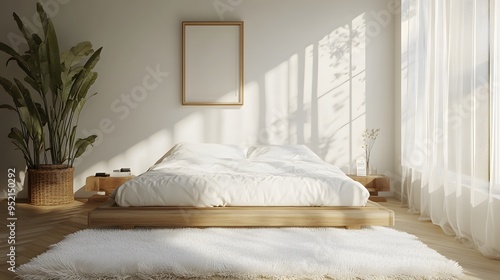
[182,21,244,105]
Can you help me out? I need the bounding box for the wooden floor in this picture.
[1,197,499,279]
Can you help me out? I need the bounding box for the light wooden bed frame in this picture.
[88,199,395,229]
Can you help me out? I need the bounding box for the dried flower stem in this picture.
[362,128,380,173]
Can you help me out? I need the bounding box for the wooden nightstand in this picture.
[347,174,390,202]
[86,176,134,203]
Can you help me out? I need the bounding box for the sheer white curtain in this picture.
[400,0,500,259]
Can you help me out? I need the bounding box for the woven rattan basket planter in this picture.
[28,165,74,206]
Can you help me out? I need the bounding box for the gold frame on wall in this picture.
[182,21,244,106]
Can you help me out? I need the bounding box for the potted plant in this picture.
[0,3,102,205]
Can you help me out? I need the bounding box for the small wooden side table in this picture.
[86,176,134,203]
[347,174,390,202]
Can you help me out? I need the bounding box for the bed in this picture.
[88,143,394,229]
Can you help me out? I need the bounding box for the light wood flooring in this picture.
[1,197,499,279]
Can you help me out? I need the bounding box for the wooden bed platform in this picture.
[88,199,395,229]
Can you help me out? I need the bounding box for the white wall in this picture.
[393,0,403,198]
[0,0,397,198]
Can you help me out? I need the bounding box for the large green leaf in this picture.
[61,66,83,101]
[34,102,47,126]
[75,72,98,102]
[8,127,32,166]
[45,21,62,94]
[23,75,39,92]
[68,125,77,155]
[0,76,24,107]
[38,41,50,95]
[61,99,74,120]
[15,79,37,112]
[8,127,27,148]
[27,34,42,81]
[15,78,44,142]
[60,42,93,102]
[37,3,61,96]
[0,42,31,76]
[32,34,42,45]
[69,47,102,99]
[36,3,49,33]
[12,13,32,44]
[73,92,97,113]
[83,47,102,70]
[61,41,93,70]
[0,104,16,111]
[12,12,40,60]
[71,135,97,163]
[18,106,43,140]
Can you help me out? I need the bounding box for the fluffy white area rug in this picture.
[17,227,463,280]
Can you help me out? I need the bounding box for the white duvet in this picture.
[113,143,370,207]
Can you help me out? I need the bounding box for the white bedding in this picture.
[113,143,370,207]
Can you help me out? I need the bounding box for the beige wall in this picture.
[0,0,397,198]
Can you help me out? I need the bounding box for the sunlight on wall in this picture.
[257,13,369,173]
[174,112,204,142]
[287,53,305,145]
[302,44,314,144]
[237,81,261,147]
[74,130,171,194]
[0,1,396,200]
[74,11,387,197]
[318,13,367,170]
[263,60,293,144]
[73,11,372,195]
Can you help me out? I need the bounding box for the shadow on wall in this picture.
[250,12,370,170]
[0,0,395,198]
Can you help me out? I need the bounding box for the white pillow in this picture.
[246,145,322,162]
[162,142,246,161]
